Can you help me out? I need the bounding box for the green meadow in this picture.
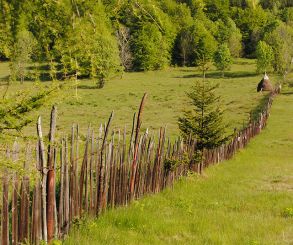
[64,86,293,245]
[0,59,281,142]
[1,59,292,244]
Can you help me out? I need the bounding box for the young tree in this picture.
[213,43,232,77]
[116,25,133,71]
[10,30,37,83]
[256,41,274,73]
[194,25,217,80]
[178,80,229,172]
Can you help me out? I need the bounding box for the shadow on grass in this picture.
[176,71,258,79]
[0,75,9,83]
[281,91,293,96]
[178,68,195,72]
[77,84,99,90]
[233,60,254,65]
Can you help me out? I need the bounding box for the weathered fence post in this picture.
[1,150,9,245]
[37,116,48,243]
[12,142,19,245]
[19,146,31,243]
[47,106,57,242]
[129,93,147,200]
[98,112,113,215]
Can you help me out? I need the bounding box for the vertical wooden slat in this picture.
[58,140,64,236]
[37,116,48,243]
[47,106,57,243]
[98,112,113,215]
[1,152,9,245]
[95,124,103,214]
[129,93,147,200]
[19,146,30,243]
[12,141,19,245]
[79,131,89,215]
[89,130,95,213]
[53,148,58,239]
[64,138,70,235]
[75,125,80,217]
[70,125,75,221]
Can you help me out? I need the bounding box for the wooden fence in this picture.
[0,90,278,244]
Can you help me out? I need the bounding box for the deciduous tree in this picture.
[214,43,232,77]
[256,41,274,73]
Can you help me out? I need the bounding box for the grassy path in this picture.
[65,92,293,245]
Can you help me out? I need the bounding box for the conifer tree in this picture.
[178,80,229,171]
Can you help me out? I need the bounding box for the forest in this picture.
[0,0,293,88]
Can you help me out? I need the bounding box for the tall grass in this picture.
[64,90,293,245]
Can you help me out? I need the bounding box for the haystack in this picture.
[257,73,273,92]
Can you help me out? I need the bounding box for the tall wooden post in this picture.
[47,106,57,242]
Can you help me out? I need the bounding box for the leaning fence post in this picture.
[129,93,147,200]
[98,112,114,215]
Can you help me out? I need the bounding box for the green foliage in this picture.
[178,80,229,151]
[0,85,59,134]
[55,1,121,88]
[164,153,189,171]
[1,0,293,84]
[193,21,217,76]
[213,43,232,77]
[233,6,276,56]
[204,0,230,21]
[0,0,13,59]
[280,7,293,24]
[215,18,243,58]
[282,207,293,218]
[10,30,37,83]
[256,41,274,73]
[132,23,171,70]
[0,25,12,59]
[27,0,71,60]
[264,23,293,76]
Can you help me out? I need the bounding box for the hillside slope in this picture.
[65,90,293,245]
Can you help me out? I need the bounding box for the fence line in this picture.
[0,90,278,244]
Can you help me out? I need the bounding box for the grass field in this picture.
[64,88,293,245]
[0,59,282,142]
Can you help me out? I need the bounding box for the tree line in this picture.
[0,0,293,87]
